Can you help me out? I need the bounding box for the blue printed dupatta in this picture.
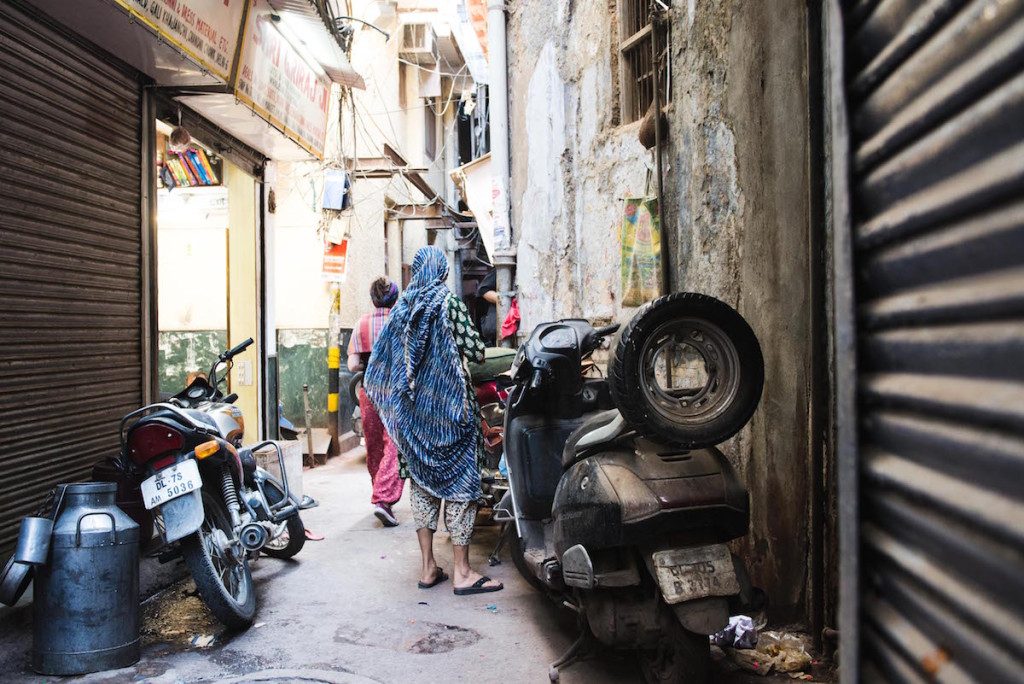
[363,247,481,502]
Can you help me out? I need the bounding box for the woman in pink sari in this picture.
[347,277,404,526]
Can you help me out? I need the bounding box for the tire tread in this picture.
[608,293,763,449]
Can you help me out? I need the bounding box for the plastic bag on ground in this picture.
[756,631,813,673]
[710,615,758,649]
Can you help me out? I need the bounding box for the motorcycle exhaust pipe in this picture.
[239,523,269,551]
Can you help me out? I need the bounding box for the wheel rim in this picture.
[200,495,250,606]
[638,317,742,428]
[263,526,290,551]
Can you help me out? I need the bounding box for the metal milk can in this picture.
[32,482,140,675]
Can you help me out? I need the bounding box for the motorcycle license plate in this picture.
[652,544,740,605]
[141,459,202,510]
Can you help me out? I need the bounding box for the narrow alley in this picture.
[2,1,1022,682]
[0,447,827,683]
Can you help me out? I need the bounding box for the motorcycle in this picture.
[116,338,305,629]
[497,293,765,683]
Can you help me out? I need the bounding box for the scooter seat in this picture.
[562,409,631,469]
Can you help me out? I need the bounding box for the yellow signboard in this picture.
[111,0,246,81]
[235,0,331,159]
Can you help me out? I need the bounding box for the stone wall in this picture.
[507,0,816,625]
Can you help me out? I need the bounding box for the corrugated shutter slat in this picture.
[846,0,1024,679]
[0,0,142,554]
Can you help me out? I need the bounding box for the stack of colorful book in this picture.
[163,148,220,187]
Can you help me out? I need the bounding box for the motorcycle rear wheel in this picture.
[181,490,256,630]
[260,481,306,560]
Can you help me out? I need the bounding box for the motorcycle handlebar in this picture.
[222,338,254,360]
[594,324,620,338]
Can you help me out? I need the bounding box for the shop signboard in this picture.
[322,240,349,281]
[236,0,332,159]
[109,0,246,82]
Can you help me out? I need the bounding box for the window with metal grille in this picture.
[619,0,670,124]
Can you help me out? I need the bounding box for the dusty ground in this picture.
[0,446,831,683]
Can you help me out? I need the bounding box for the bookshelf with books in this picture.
[156,131,223,190]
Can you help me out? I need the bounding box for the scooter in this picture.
[498,293,765,683]
[116,338,305,629]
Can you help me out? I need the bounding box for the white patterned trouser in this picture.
[410,480,477,546]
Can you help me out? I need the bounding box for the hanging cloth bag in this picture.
[620,169,662,306]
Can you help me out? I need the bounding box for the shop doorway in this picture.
[155,121,262,443]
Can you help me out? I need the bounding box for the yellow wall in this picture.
[226,163,260,443]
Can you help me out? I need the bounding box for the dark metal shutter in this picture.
[0,0,143,552]
[844,0,1024,680]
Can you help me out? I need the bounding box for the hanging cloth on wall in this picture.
[620,169,662,306]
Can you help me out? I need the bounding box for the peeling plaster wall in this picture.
[507,0,815,625]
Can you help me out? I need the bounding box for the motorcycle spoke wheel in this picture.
[181,491,256,630]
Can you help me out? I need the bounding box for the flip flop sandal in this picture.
[453,576,503,595]
[418,567,448,589]
[304,529,325,541]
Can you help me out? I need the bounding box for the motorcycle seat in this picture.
[562,409,631,469]
[131,408,216,434]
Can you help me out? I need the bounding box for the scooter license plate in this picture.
[141,459,202,510]
[652,544,741,605]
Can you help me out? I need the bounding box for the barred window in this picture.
[619,0,670,124]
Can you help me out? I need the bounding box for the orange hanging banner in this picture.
[322,239,349,281]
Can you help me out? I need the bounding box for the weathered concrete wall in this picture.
[507,0,814,625]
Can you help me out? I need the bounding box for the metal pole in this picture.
[326,284,341,457]
[652,8,670,297]
[303,383,316,467]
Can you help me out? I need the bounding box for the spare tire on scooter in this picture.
[608,293,764,449]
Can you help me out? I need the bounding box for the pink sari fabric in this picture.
[360,388,404,505]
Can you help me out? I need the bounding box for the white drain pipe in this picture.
[488,0,515,347]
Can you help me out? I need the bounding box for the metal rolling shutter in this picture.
[0,1,143,552]
[844,0,1024,680]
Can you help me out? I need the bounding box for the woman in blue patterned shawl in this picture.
[365,246,503,595]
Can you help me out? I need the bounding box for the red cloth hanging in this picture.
[501,297,521,340]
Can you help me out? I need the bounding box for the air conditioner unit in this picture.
[399,23,439,66]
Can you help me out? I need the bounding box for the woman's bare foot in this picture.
[452,568,502,591]
[420,560,441,586]
[451,544,503,592]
